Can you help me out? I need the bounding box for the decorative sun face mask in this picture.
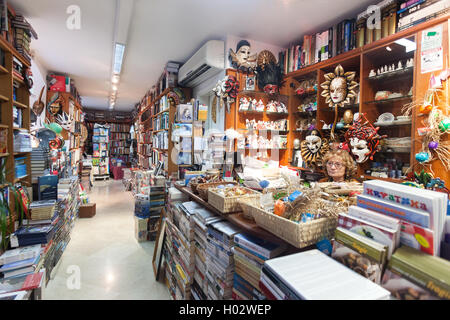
[321,65,359,141]
[321,65,358,108]
[301,129,328,166]
[344,113,386,163]
[229,40,257,72]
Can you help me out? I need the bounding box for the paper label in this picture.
[421,26,443,74]
[10,234,19,248]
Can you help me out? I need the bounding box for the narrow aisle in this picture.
[44,176,170,300]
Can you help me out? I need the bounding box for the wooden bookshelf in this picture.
[136,86,192,177]
[278,17,449,184]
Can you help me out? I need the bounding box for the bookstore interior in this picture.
[0,0,448,303]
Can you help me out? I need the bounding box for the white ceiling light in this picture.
[112,75,120,84]
[112,85,118,91]
[113,43,126,75]
[394,38,416,53]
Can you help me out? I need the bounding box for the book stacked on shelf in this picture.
[164,201,203,300]
[13,129,31,152]
[37,175,58,200]
[110,123,131,133]
[11,14,37,64]
[260,249,391,300]
[381,246,450,300]
[0,244,42,280]
[14,156,27,180]
[0,270,45,300]
[397,0,449,32]
[356,180,448,257]
[231,233,287,300]
[191,207,224,299]
[205,221,242,300]
[31,147,48,183]
[13,225,55,247]
[29,200,56,221]
[153,131,169,150]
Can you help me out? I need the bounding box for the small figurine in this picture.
[397,61,403,70]
[239,97,250,111]
[255,99,265,112]
[369,69,376,77]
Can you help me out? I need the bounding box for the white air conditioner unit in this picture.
[178,40,225,88]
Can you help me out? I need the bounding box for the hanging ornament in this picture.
[438,118,450,132]
[428,141,439,150]
[415,152,430,163]
[418,103,433,115]
[300,129,329,167]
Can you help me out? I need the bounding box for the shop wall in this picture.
[29,58,48,132]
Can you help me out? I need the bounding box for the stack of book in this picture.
[191,207,223,300]
[381,246,450,300]
[232,233,287,300]
[0,270,45,299]
[356,180,448,257]
[31,147,47,183]
[169,201,202,300]
[14,156,27,180]
[205,221,242,300]
[37,175,58,201]
[13,225,55,247]
[11,14,37,64]
[13,129,31,152]
[397,0,449,32]
[29,200,56,221]
[57,176,80,228]
[0,245,42,280]
[260,249,391,300]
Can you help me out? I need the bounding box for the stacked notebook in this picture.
[357,180,448,256]
[191,207,223,300]
[205,221,242,300]
[31,147,47,183]
[261,249,391,300]
[29,200,56,221]
[13,225,55,247]
[0,244,42,280]
[232,233,286,300]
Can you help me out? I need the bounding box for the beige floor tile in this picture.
[44,174,170,300]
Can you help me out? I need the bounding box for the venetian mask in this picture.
[293,138,300,149]
[349,137,370,163]
[344,113,387,164]
[56,112,73,131]
[330,77,347,104]
[321,65,358,108]
[301,129,328,166]
[229,40,257,71]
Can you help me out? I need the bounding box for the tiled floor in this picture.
[44,173,170,300]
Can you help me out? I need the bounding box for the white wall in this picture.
[29,58,48,132]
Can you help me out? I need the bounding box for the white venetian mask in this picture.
[305,135,322,154]
[350,137,369,163]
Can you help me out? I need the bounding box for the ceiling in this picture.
[9,0,377,112]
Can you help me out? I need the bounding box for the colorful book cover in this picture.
[234,233,286,260]
[399,220,435,255]
[357,194,430,228]
[338,213,397,258]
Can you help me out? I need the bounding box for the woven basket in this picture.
[237,196,262,221]
[189,182,200,194]
[197,181,237,201]
[249,202,338,248]
[208,187,260,214]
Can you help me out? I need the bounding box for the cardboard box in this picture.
[135,216,149,242]
[78,203,96,218]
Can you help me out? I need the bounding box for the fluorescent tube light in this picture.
[113,43,126,74]
[394,38,416,53]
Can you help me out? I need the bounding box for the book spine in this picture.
[259,274,284,300]
[235,236,270,259]
[398,1,449,27]
[262,266,301,300]
[357,194,430,228]
[398,0,438,18]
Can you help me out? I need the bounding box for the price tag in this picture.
[10,234,19,248]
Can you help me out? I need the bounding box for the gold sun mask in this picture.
[321,65,358,108]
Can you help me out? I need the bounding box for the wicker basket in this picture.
[249,203,338,248]
[208,187,261,214]
[197,181,237,201]
[237,196,261,221]
[241,189,341,248]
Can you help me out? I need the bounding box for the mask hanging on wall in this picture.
[229,40,258,72]
[300,129,329,167]
[212,76,240,114]
[56,112,73,131]
[256,50,283,95]
[344,113,386,163]
[320,64,359,141]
